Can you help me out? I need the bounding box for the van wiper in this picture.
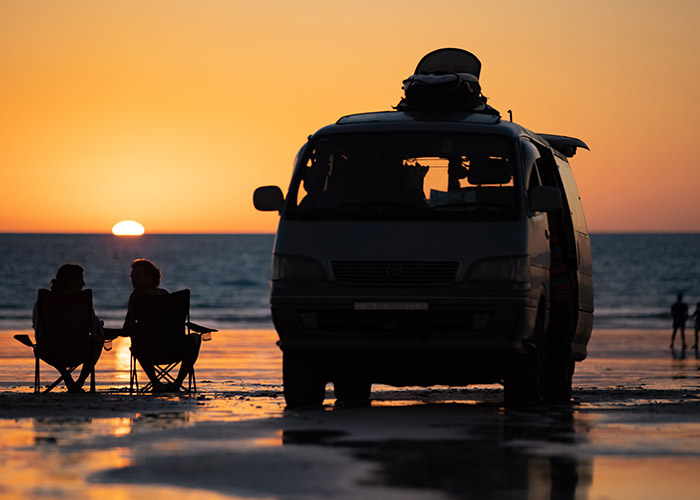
[321,201,423,213]
[422,201,509,212]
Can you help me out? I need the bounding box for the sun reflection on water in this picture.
[111,417,133,437]
[253,430,283,447]
[113,338,132,373]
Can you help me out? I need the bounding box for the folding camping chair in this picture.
[128,289,215,394]
[14,289,97,393]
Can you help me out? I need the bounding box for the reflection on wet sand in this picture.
[0,329,699,499]
[281,405,592,500]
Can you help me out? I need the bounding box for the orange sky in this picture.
[2,1,699,233]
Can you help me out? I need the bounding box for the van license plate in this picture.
[354,302,429,311]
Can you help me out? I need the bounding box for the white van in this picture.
[254,49,593,407]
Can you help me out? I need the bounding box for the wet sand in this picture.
[1,329,699,499]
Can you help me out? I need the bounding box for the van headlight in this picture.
[272,254,328,281]
[465,256,530,283]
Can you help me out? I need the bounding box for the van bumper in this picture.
[273,290,538,345]
[271,292,540,386]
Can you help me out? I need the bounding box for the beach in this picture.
[1,328,699,499]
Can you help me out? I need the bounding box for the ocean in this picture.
[1,233,699,332]
[0,234,274,331]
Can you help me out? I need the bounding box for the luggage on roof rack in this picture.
[397,73,489,112]
[396,48,499,115]
[414,47,482,77]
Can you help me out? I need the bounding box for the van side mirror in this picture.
[253,186,284,212]
[529,185,562,212]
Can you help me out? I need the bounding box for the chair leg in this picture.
[43,369,64,393]
[143,362,178,393]
[34,355,40,393]
[135,361,178,394]
[130,359,196,395]
[130,354,138,394]
[44,365,79,393]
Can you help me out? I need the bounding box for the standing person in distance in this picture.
[691,301,700,350]
[670,293,689,350]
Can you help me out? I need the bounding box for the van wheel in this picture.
[503,304,546,407]
[544,353,574,403]
[283,351,326,408]
[503,346,544,407]
[333,377,372,403]
[543,309,575,403]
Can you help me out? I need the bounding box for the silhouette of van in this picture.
[254,49,593,407]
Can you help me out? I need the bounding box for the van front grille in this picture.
[331,261,460,286]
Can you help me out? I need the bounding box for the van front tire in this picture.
[503,346,544,407]
[503,303,546,407]
[544,353,574,403]
[283,351,326,408]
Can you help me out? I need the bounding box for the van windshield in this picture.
[285,132,518,221]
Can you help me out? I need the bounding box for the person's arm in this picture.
[95,294,136,341]
[120,292,137,335]
[91,309,105,341]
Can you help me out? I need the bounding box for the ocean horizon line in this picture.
[0,232,276,236]
[2,231,700,236]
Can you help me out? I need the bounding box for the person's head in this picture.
[130,259,161,291]
[50,264,85,293]
[678,293,684,301]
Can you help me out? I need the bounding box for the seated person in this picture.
[119,259,201,393]
[33,264,105,393]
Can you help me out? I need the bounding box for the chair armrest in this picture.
[14,334,35,348]
[103,327,126,340]
[186,321,218,334]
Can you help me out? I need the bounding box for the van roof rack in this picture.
[336,110,501,125]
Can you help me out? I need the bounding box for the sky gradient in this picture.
[2,1,699,233]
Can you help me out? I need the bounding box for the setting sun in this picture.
[112,220,145,236]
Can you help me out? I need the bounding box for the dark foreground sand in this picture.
[1,329,699,500]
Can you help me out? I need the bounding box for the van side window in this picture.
[521,140,542,194]
[527,139,579,304]
[528,162,542,192]
[526,140,567,204]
